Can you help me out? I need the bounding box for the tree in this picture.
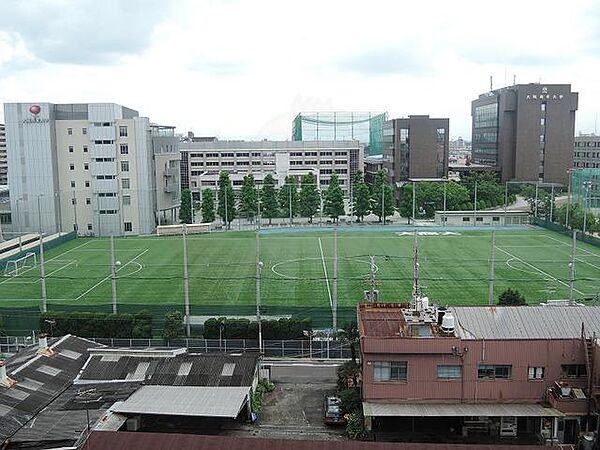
[352,171,370,222]
[338,321,359,364]
[278,175,299,222]
[324,174,345,222]
[200,189,215,223]
[371,170,394,223]
[240,174,258,221]
[179,189,192,224]
[217,171,236,228]
[299,172,320,223]
[163,310,185,340]
[398,181,471,219]
[498,288,527,306]
[261,174,279,225]
[521,185,551,219]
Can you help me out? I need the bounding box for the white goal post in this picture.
[156,223,212,236]
[3,252,37,277]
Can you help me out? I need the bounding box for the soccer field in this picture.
[1,227,599,328]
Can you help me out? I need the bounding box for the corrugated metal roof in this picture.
[363,402,564,417]
[111,386,249,418]
[85,431,552,450]
[452,306,600,340]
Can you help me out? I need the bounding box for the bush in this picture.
[345,412,368,440]
[39,311,153,338]
[498,288,526,306]
[202,317,311,339]
[339,388,361,415]
[163,310,185,340]
[251,379,275,413]
[337,360,361,390]
[0,315,5,336]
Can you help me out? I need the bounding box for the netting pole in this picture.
[443,180,447,227]
[504,182,508,226]
[411,181,416,225]
[110,235,118,314]
[183,224,191,337]
[332,228,338,332]
[550,184,555,222]
[37,195,47,313]
[473,180,478,224]
[488,230,496,306]
[256,232,262,353]
[569,230,577,305]
[566,175,572,229]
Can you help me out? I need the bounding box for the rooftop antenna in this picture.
[489,75,493,91]
[411,231,422,309]
[513,74,516,86]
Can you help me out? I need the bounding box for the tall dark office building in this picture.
[471,83,578,185]
[383,115,449,193]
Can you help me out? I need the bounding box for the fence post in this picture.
[301,340,304,357]
[243,339,246,351]
[281,340,284,357]
[224,339,227,353]
[111,338,114,347]
[204,339,208,353]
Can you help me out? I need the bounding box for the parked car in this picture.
[323,395,344,425]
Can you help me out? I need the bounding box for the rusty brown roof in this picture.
[358,303,408,338]
[84,431,551,450]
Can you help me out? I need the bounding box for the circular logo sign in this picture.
[29,105,41,115]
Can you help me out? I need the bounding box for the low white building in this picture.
[434,209,530,226]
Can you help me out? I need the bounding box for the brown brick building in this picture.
[471,84,578,185]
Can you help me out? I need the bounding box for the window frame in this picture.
[528,366,545,380]
[437,365,462,380]
[477,364,512,380]
[373,361,408,382]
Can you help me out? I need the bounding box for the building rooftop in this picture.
[0,335,103,445]
[180,140,362,150]
[84,431,551,450]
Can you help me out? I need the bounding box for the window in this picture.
[119,126,128,137]
[122,195,131,206]
[69,145,74,153]
[85,180,90,188]
[124,222,132,232]
[122,178,130,189]
[71,198,76,205]
[120,144,129,155]
[541,103,546,112]
[70,181,76,188]
[67,127,73,135]
[478,364,512,379]
[82,127,87,135]
[528,367,545,380]
[492,216,500,222]
[69,163,75,171]
[87,223,92,231]
[437,365,462,380]
[476,217,483,222]
[462,217,470,222]
[85,198,91,205]
[373,361,407,382]
[121,161,129,172]
[83,145,88,153]
[561,364,587,378]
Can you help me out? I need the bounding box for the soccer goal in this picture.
[3,252,37,277]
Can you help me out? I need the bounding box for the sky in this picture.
[1,0,599,140]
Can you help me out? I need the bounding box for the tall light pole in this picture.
[183,224,190,337]
[549,184,555,223]
[442,179,447,227]
[289,183,293,225]
[255,232,263,353]
[381,183,385,225]
[504,182,508,226]
[37,195,47,313]
[569,230,577,305]
[488,230,496,305]
[55,191,63,234]
[534,183,539,218]
[473,180,478,225]
[332,228,338,332]
[565,171,573,229]
[582,181,592,235]
[72,191,79,234]
[110,235,118,314]
[411,181,416,225]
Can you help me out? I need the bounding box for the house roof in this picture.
[77,352,259,387]
[111,386,250,418]
[363,402,564,418]
[0,335,103,444]
[84,431,551,450]
[452,305,600,340]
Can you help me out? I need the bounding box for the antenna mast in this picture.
[411,231,422,309]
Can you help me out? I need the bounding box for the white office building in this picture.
[180,140,363,198]
[4,103,179,236]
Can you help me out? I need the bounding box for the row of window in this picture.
[189,151,348,158]
[575,141,600,147]
[68,161,130,171]
[574,151,600,158]
[72,195,131,206]
[372,362,587,382]
[81,222,132,232]
[574,162,600,168]
[66,125,128,136]
[67,144,129,155]
[68,177,132,189]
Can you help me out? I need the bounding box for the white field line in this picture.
[318,237,333,309]
[495,245,585,295]
[542,235,600,272]
[74,249,149,301]
[45,260,77,277]
[0,240,92,286]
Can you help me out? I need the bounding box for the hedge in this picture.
[203,317,311,339]
[39,310,153,338]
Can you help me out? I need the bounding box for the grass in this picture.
[1,227,599,314]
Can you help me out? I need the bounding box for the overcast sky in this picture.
[1,0,599,140]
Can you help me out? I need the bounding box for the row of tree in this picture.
[182,170,397,226]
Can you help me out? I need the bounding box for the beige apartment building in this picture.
[4,103,180,236]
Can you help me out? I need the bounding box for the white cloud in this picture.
[1,0,599,138]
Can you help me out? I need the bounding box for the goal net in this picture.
[3,252,37,277]
[157,223,212,236]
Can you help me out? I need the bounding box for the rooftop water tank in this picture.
[441,312,455,334]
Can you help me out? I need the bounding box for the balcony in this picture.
[546,383,589,416]
[91,161,117,177]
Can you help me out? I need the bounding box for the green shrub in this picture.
[346,412,368,440]
[202,317,311,339]
[251,379,275,412]
[339,388,361,415]
[39,311,152,338]
[163,310,185,340]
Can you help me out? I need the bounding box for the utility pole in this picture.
[255,232,262,352]
[257,189,261,231]
[332,228,338,332]
[183,224,191,337]
[488,230,496,305]
[110,235,118,314]
[473,180,478,225]
[37,195,47,313]
[569,230,577,306]
[442,180,447,227]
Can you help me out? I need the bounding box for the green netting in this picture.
[571,169,600,209]
[534,218,600,248]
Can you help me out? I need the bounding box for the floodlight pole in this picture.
[550,184,555,222]
[504,182,508,227]
[55,191,63,234]
[442,180,447,227]
[569,230,577,306]
[255,232,262,353]
[37,195,47,313]
[110,235,118,314]
[381,184,385,225]
[488,230,496,305]
[289,184,293,225]
[183,224,191,337]
[583,182,591,235]
[411,181,416,225]
[565,174,572,229]
[369,256,376,302]
[473,180,478,225]
[332,228,338,332]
